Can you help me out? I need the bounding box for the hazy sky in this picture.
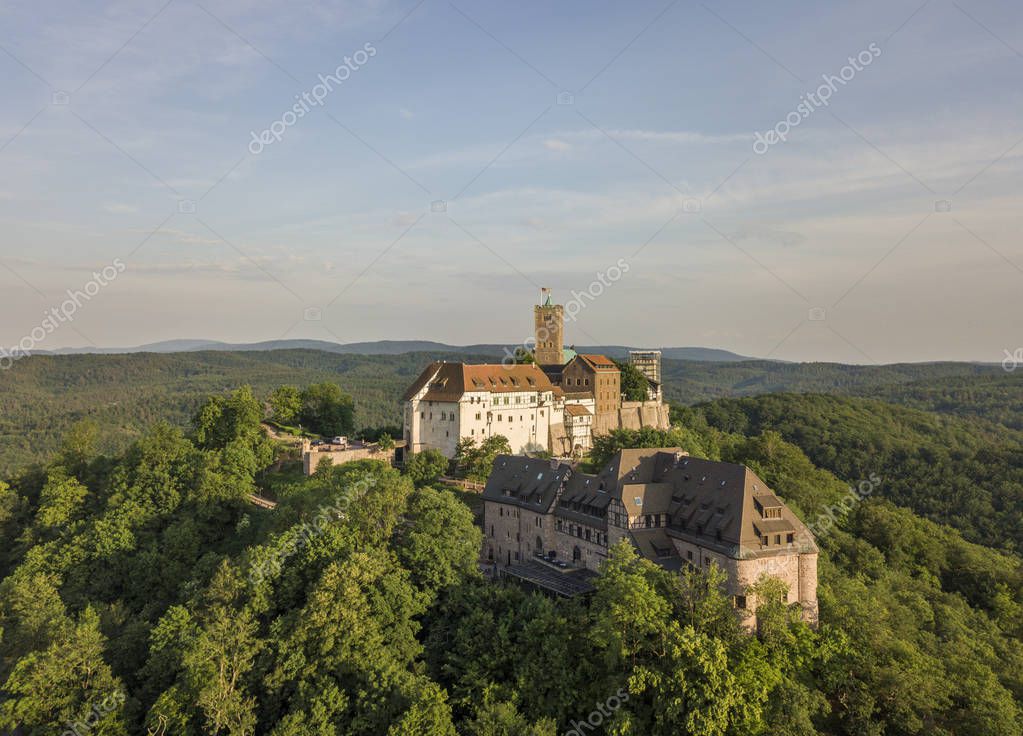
[1,0,1021,363]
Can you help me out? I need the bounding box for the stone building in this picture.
[402,291,669,459]
[533,287,566,365]
[560,353,621,416]
[402,362,566,457]
[481,448,819,629]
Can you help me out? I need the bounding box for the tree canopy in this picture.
[0,385,1020,735]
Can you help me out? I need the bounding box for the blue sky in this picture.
[1,0,1021,362]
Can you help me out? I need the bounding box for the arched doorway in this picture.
[535,535,543,554]
[573,545,581,563]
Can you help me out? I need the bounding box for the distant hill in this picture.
[685,392,1023,552]
[2,348,1018,476]
[43,339,753,362]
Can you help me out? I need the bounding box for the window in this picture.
[687,550,693,560]
[490,525,494,537]
[775,534,781,545]
[734,595,747,610]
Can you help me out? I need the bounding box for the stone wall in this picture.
[592,401,671,436]
[552,519,608,570]
[303,445,395,475]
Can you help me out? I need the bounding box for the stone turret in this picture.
[533,287,564,365]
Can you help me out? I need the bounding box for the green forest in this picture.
[1,350,1019,475]
[1,370,1021,734]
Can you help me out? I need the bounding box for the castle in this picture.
[482,449,820,629]
[402,289,669,458]
[402,291,819,629]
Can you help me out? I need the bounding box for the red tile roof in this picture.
[577,354,619,371]
[406,362,558,402]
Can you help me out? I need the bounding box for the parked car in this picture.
[331,436,347,446]
[310,440,324,446]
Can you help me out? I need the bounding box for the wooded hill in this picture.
[1,349,1018,475]
[0,387,1020,734]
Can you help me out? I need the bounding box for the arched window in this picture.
[535,535,543,552]
[573,546,581,563]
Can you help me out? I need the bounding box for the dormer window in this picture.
[754,495,783,520]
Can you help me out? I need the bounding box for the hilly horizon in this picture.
[39,338,756,363]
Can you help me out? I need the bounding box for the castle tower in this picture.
[533,287,564,365]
